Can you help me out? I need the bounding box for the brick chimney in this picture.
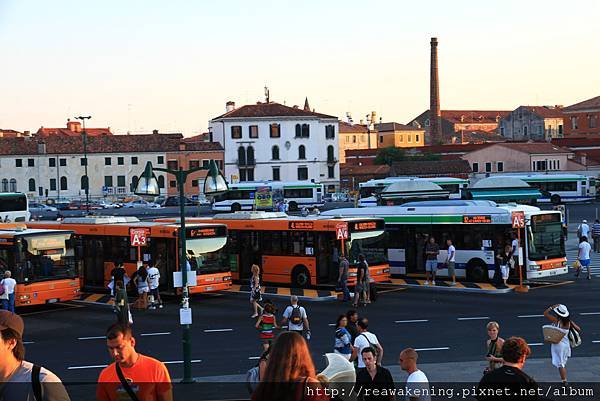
[67,119,82,133]
[429,37,442,145]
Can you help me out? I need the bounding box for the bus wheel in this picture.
[231,203,241,212]
[288,201,298,211]
[551,194,561,205]
[467,259,487,282]
[291,265,310,288]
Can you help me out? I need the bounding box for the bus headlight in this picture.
[383,269,390,273]
[562,261,567,267]
[529,264,540,270]
[19,295,30,300]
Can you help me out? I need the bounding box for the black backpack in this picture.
[290,305,302,325]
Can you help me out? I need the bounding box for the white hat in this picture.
[553,304,569,318]
[583,219,587,223]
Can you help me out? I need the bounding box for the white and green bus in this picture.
[212,181,324,212]
[492,174,596,204]
[323,200,567,281]
[358,177,469,207]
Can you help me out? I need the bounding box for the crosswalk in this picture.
[566,240,600,278]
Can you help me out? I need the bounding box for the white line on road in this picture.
[140,332,172,337]
[77,336,106,340]
[457,317,489,321]
[24,341,35,345]
[528,343,544,346]
[592,340,600,344]
[414,347,449,351]
[580,312,600,316]
[328,323,336,327]
[248,356,261,360]
[68,364,108,370]
[518,315,545,318]
[203,329,234,333]
[395,320,429,323]
[163,360,202,364]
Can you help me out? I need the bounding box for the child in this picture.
[255,302,278,351]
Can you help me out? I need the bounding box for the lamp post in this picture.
[75,116,92,214]
[134,159,228,382]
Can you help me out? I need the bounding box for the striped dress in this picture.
[259,314,276,340]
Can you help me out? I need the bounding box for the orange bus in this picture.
[0,224,80,306]
[27,217,231,295]
[156,212,390,288]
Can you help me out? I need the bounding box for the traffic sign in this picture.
[511,211,525,229]
[336,223,348,240]
[130,228,149,247]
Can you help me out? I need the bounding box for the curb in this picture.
[224,285,339,302]
[381,279,515,294]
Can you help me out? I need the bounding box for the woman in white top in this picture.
[543,304,580,384]
[1,271,17,312]
[249,264,263,318]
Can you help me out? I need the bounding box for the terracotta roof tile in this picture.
[339,122,368,133]
[375,122,422,132]
[441,110,510,124]
[212,102,337,120]
[390,159,471,176]
[564,95,600,112]
[520,106,565,118]
[36,127,112,137]
[340,164,390,176]
[552,137,600,148]
[496,142,572,154]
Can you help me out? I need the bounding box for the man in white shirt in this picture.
[578,219,590,240]
[281,295,310,339]
[146,263,163,308]
[445,239,456,286]
[1,271,17,312]
[352,318,383,368]
[400,348,431,401]
[577,236,592,280]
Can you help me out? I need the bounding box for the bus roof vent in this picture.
[213,211,288,220]
[63,216,141,224]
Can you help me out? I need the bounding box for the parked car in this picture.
[197,195,211,206]
[67,200,103,210]
[96,200,121,209]
[123,199,161,209]
[28,202,58,213]
[161,196,196,207]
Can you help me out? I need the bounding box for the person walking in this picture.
[338,255,351,302]
[399,348,430,401]
[333,314,354,360]
[424,236,439,285]
[578,219,590,240]
[1,271,17,312]
[256,302,278,351]
[0,310,71,400]
[445,239,457,285]
[109,261,127,296]
[543,304,580,384]
[346,309,359,343]
[352,254,368,307]
[251,332,329,401]
[355,347,395,401]
[132,264,149,309]
[352,318,383,368]
[496,245,513,287]
[250,264,263,318]
[362,255,371,304]
[282,295,310,340]
[96,323,172,401]
[592,219,600,252]
[484,321,504,373]
[147,261,163,309]
[576,236,592,279]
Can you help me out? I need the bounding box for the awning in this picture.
[469,188,541,201]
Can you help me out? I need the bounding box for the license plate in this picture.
[47,298,58,304]
[205,286,213,291]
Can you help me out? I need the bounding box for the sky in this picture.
[1,0,599,136]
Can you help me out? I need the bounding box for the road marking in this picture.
[203,329,233,333]
[68,364,108,370]
[24,341,35,345]
[163,360,202,364]
[457,317,489,321]
[518,314,545,318]
[592,340,600,344]
[580,312,600,316]
[528,343,544,346]
[140,332,171,336]
[78,336,106,340]
[414,347,449,351]
[395,319,429,323]
[248,356,261,360]
[328,323,336,327]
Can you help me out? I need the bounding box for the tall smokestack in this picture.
[430,37,442,144]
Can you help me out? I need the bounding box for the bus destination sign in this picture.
[186,226,227,238]
[353,221,378,231]
[463,215,492,224]
[289,221,314,230]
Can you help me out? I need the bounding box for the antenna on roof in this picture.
[264,86,270,103]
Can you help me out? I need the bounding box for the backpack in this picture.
[32,365,42,401]
[245,365,260,394]
[289,305,302,326]
[360,333,379,359]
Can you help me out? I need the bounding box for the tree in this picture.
[374,147,406,166]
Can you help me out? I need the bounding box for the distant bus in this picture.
[0,224,80,306]
[27,217,231,294]
[358,177,469,207]
[491,174,595,204]
[156,212,391,288]
[0,193,30,222]
[323,200,567,281]
[212,181,324,212]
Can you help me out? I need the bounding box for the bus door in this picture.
[405,226,431,273]
[315,232,334,283]
[76,236,105,288]
[151,238,177,291]
[237,231,261,281]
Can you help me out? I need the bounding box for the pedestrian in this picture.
[346,309,359,343]
[484,321,504,373]
[96,323,172,401]
[510,233,519,277]
[445,239,456,285]
[496,245,512,287]
[147,261,163,309]
[338,255,351,302]
[251,332,329,401]
[1,270,17,312]
[424,236,439,285]
[399,348,431,401]
[256,302,278,351]
[362,255,371,304]
[476,337,540,401]
[281,295,311,340]
[592,219,600,252]
[543,304,580,384]
[333,314,354,360]
[352,318,383,368]
[0,310,71,400]
[283,200,289,213]
[109,260,127,297]
[576,236,592,279]
[132,264,149,309]
[355,347,395,401]
[577,219,590,240]
[352,254,369,307]
[250,264,264,318]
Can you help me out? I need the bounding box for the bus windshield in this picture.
[348,232,387,265]
[527,221,565,261]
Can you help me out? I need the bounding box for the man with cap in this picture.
[578,219,590,240]
[0,310,71,400]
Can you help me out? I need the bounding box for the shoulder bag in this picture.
[568,325,582,348]
[115,363,140,401]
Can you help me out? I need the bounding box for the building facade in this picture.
[338,122,377,164]
[375,122,425,148]
[498,106,564,141]
[563,95,600,136]
[209,101,340,192]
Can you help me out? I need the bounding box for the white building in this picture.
[209,101,340,193]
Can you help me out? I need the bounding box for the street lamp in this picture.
[75,116,92,214]
[134,159,228,383]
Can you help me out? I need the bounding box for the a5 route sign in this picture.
[511,211,525,229]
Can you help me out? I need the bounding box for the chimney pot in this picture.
[67,120,82,133]
[226,101,235,112]
[152,129,159,135]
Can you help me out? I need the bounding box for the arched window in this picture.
[60,176,68,191]
[247,146,255,164]
[301,124,310,138]
[295,124,301,138]
[9,179,17,192]
[28,178,36,192]
[327,145,335,162]
[298,145,306,160]
[272,145,280,160]
[238,146,246,166]
[158,176,165,189]
[1,179,7,192]
[81,176,89,191]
